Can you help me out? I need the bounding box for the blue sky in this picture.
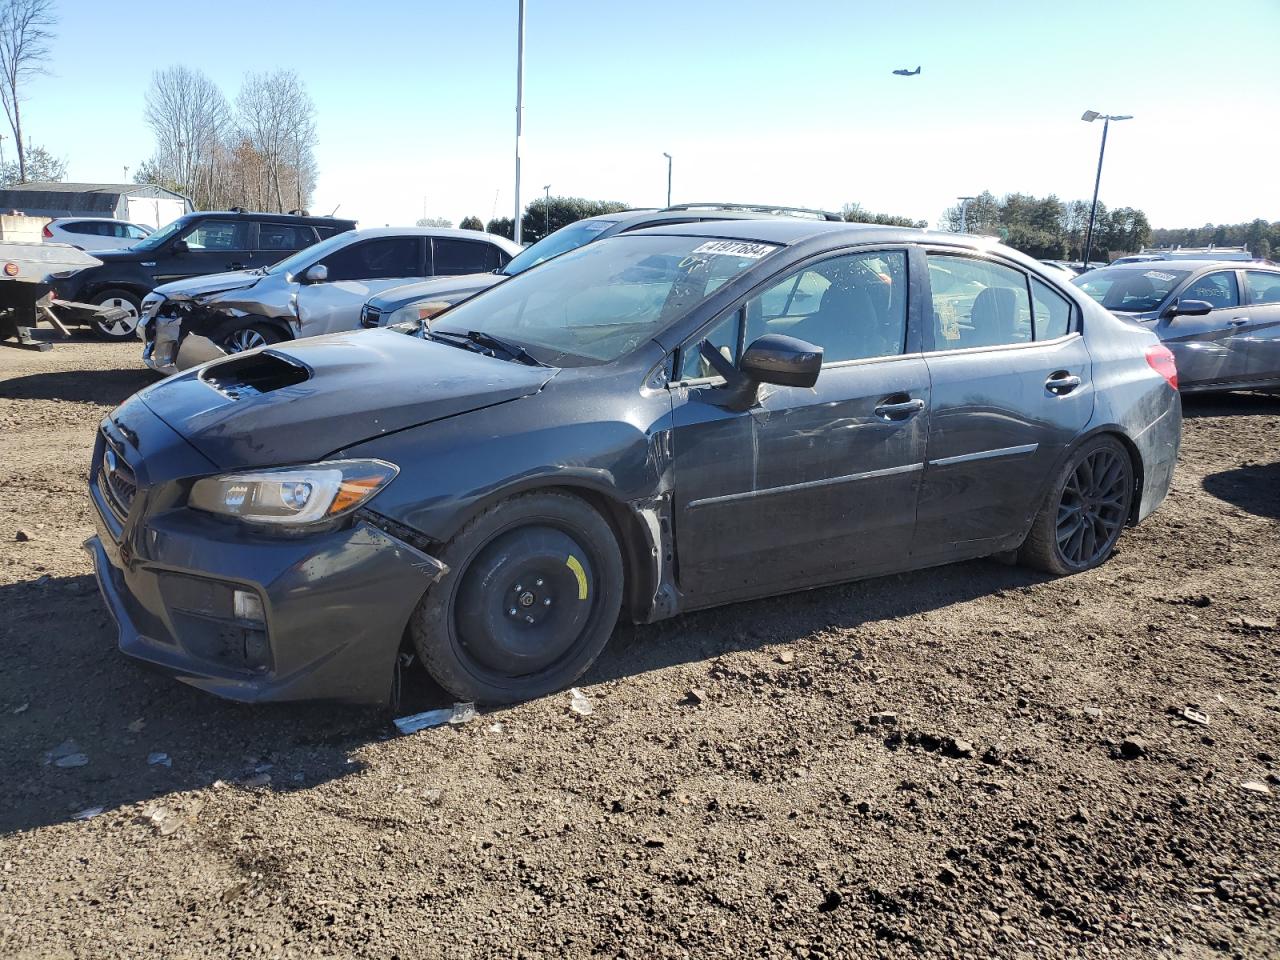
[26,0,1280,229]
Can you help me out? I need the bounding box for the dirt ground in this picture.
[0,336,1277,959]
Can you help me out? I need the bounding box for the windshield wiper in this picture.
[426,329,545,367]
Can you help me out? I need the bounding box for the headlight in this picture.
[386,300,454,329]
[189,459,398,526]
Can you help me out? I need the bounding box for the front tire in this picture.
[1019,436,1134,575]
[221,323,284,354]
[89,288,142,340]
[411,491,624,704]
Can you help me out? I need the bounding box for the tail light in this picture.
[1145,344,1178,390]
[41,224,52,238]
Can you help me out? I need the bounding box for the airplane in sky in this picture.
[892,66,921,76]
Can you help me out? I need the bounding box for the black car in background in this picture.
[87,220,1181,708]
[51,210,357,339]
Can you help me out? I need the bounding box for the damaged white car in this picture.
[139,227,521,374]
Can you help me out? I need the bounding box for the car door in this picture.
[669,247,930,606]
[914,251,1092,560]
[295,236,427,337]
[1237,270,1280,383]
[1155,269,1246,388]
[153,218,256,283]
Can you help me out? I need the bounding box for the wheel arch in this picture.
[1029,425,1146,533]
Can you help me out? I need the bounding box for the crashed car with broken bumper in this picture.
[88,220,1181,706]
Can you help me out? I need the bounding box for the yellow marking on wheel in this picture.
[565,554,588,600]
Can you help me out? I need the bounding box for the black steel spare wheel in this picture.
[1020,435,1133,575]
[411,491,624,704]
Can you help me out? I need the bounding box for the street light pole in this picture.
[663,152,672,207]
[957,195,975,233]
[543,184,551,238]
[513,0,526,244]
[1080,110,1132,269]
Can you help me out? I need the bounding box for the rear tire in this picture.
[89,288,142,340]
[411,491,624,704]
[1019,435,1134,575]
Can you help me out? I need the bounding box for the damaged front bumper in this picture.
[142,313,227,376]
[87,410,447,704]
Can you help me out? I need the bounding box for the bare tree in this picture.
[142,66,231,208]
[0,0,54,183]
[236,70,317,213]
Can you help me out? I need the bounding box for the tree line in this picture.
[1149,219,1278,261]
[135,66,319,214]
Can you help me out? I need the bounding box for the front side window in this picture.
[433,239,492,276]
[1181,271,1239,309]
[431,234,776,366]
[322,238,422,281]
[1075,267,1191,313]
[1030,277,1072,339]
[182,219,251,251]
[1245,271,1280,305]
[928,255,1031,349]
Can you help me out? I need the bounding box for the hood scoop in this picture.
[200,351,310,399]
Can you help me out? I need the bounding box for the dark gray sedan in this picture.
[86,221,1181,706]
[1075,260,1280,393]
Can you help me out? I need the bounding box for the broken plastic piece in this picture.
[394,701,477,735]
[73,806,103,820]
[569,687,594,716]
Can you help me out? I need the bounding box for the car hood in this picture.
[155,270,264,301]
[369,273,504,311]
[136,328,558,469]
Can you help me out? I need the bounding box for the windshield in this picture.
[501,218,617,276]
[1074,267,1190,313]
[430,234,779,365]
[264,230,352,276]
[132,217,190,251]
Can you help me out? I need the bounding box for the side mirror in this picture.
[303,263,329,284]
[171,239,189,254]
[1163,298,1213,319]
[740,334,823,388]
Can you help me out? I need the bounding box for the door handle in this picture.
[1228,317,1250,326]
[1045,372,1081,394]
[874,397,925,420]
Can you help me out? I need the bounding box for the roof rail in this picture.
[661,202,843,223]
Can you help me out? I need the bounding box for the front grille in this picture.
[98,431,137,521]
[360,304,381,328]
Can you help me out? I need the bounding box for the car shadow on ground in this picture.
[0,366,157,404]
[1181,389,1280,419]
[1,557,1049,835]
[1202,461,1280,520]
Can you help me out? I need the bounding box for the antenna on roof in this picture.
[327,203,341,217]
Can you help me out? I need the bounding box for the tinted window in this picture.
[433,239,492,276]
[322,238,422,282]
[928,255,1031,349]
[1182,271,1239,309]
[257,223,315,252]
[1031,277,1072,340]
[65,221,104,236]
[182,219,251,251]
[1245,271,1280,305]
[745,251,908,364]
[1075,266,1190,312]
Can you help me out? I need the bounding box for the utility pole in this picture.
[663,152,672,207]
[543,184,551,239]
[513,0,526,244]
[1080,110,1132,269]
[957,195,975,233]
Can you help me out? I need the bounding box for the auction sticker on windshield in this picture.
[692,240,776,259]
[1144,271,1178,283]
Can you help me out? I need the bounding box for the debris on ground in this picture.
[1240,780,1272,796]
[14,529,33,542]
[568,688,594,717]
[72,806,103,820]
[393,701,477,735]
[146,752,171,768]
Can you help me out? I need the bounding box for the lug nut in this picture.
[514,584,523,593]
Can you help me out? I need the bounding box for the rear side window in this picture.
[1244,271,1280,305]
[66,221,105,236]
[433,239,493,276]
[927,255,1031,349]
[1030,277,1072,340]
[1182,271,1239,309]
[321,238,423,281]
[257,223,315,252]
